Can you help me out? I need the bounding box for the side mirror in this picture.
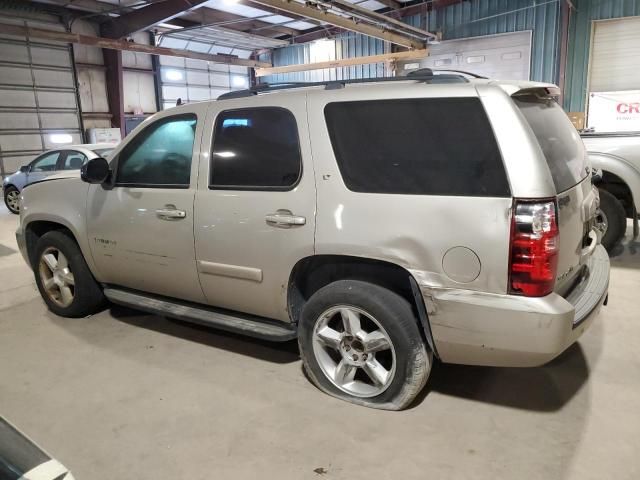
[19,165,29,173]
[81,157,110,184]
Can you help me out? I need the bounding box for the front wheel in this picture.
[298,280,432,410]
[33,230,106,317]
[4,186,20,214]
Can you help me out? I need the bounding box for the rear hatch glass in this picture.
[514,93,595,295]
[513,94,588,193]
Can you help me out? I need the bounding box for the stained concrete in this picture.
[0,203,639,480]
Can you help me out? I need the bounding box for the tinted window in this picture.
[116,115,196,187]
[31,152,60,172]
[62,151,87,170]
[324,98,510,196]
[514,95,587,193]
[210,108,301,190]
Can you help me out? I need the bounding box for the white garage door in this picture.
[589,16,640,93]
[0,21,82,176]
[400,31,532,81]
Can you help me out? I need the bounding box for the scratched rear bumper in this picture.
[417,246,609,367]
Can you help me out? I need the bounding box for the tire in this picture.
[597,188,626,252]
[298,280,432,410]
[4,185,20,214]
[33,230,106,317]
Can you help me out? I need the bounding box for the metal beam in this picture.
[322,0,437,39]
[101,0,210,38]
[0,22,271,67]
[248,0,425,49]
[255,49,428,76]
[103,49,125,136]
[178,7,299,37]
[375,0,402,9]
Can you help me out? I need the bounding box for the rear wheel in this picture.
[597,188,626,252]
[4,186,20,214]
[34,231,105,317]
[298,280,431,410]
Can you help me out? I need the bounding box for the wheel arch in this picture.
[589,152,640,216]
[287,254,438,357]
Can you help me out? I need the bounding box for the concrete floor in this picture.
[1,204,639,480]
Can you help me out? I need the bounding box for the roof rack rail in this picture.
[217,70,469,100]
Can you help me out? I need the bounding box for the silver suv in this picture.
[16,73,610,410]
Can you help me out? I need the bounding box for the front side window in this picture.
[210,108,302,190]
[324,98,510,197]
[62,151,87,170]
[31,152,60,172]
[116,114,197,187]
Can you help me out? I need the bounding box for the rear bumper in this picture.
[420,245,609,367]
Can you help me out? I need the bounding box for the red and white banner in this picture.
[587,90,640,133]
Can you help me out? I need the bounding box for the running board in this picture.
[103,287,297,342]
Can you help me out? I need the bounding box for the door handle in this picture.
[156,205,186,220]
[265,210,306,228]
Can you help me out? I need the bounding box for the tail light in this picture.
[509,199,559,297]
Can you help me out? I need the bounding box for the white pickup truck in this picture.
[581,132,640,250]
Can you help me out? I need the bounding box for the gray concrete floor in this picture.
[1,203,639,480]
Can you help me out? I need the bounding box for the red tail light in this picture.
[509,199,559,297]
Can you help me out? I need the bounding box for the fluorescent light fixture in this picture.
[49,133,72,144]
[165,69,184,81]
[214,151,236,158]
[231,76,248,88]
[158,22,183,30]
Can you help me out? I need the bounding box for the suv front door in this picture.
[86,106,207,303]
[194,97,316,321]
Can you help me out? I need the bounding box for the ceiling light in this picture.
[158,22,183,30]
[49,133,72,144]
[231,76,248,88]
[165,69,184,81]
[214,151,236,158]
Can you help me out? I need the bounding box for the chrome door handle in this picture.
[265,210,306,228]
[156,206,186,220]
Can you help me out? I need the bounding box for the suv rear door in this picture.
[513,92,598,295]
[193,94,315,322]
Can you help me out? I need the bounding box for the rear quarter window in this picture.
[324,98,510,197]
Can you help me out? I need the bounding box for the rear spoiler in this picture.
[511,86,561,100]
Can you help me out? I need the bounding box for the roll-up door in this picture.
[0,20,82,176]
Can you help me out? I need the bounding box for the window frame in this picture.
[208,106,303,192]
[113,113,198,189]
[323,98,511,198]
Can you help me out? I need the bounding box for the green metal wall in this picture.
[565,0,640,112]
[264,0,639,112]
[405,0,560,83]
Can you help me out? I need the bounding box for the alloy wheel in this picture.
[5,190,19,212]
[311,305,396,398]
[38,247,75,308]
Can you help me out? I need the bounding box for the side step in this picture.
[103,287,297,342]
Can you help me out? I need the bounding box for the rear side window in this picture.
[210,107,302,190]
[324,98,510,197]
[514,95,587,193]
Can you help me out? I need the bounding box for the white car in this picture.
[3,144,115,214]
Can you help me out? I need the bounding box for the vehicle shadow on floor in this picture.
[109,305,300,365]
[416,343,590,412]
[108,305,592,412]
